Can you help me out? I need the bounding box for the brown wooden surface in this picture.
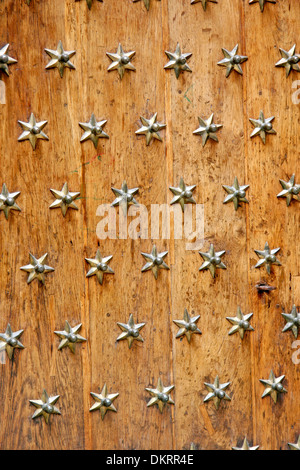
[0,0,299,450]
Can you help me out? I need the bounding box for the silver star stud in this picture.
[0,183,21,220]
[164,43,192,79]
[282,305,300,339]
[79,113,109,148]
[85,249,114,285]
[254,242,281,275]
[232,437,259,451]
[49,182,80,217]
[90,384,119,420]
[173,309,202,344]
[18,112,49,150]
[260,370,287,404]
[249,0,276,12]
[106,43,136,80]
[249,111,276,144]
[169,177,196,212]
[0,324,25,360]
[145,377,174,413]
[20,253,55,285]
[223,177,249,211]
[117,314,146,349]
[0,44,17,76]
[199,244,226,278]
[288,436,300,451]
[30,390,61,424]
[133,0,160,10]
[111,180,139,216]
[226,307,254,340]
[45,40,76,78]
[136,113,166,146]
[54,321,87,354]
[204,375,231,410]
[191,0,218,11]
[277,175,300,206]
[75,0,103,9]
[218,44,248,78]
[275,44,300,77]
[193,114,222,147]
[141,245,170,280]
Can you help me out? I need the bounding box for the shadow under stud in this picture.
[90,384,119,420]
[141,245,170,280]
[136,113,166,146]
[145,378,174,413]
[0,184,21,220]
[18,113,49,150]
[106,43,136,80]
[217,44,248,78]
[49,183,80,217]
[20,253,55,285]
[45,41,76,78]
[0,44,17,76]
[117,314,146,349]
[164,43,192,79]
[79,113,109,148]
[193,114,222,147]
[30,390,61,424]
[85,249,114,285]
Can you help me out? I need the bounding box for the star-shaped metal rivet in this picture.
[249,111,276,144]
[204,375,231,410]
[232,437,260,451]
[249,0,276,12]
[169,177,196,212]
[90,384,119,420]
[288,436,300,451]
[45,40,76,78]
[223,177,249,211]
[75,0,103,9]
[18,113,49,150]
[54,321,87,354]
[85,249,114,285]
[164,43,192,79]
[136,113,166,146]
[111,180,139,216]
[20,253,55,285]
[0,44,17,76]
[277,175,300,207]
[106,43,136,80]
[117,314,146,349]
[30,390,61,424]
[141,245,170,280]
[0,183,21,220]
[49,182,80,217]
[173,309,202,344]
[260,370,287,404]
[0,324,24,360]
[133,0,160,10]
[275,45,300,77]
[199,244,226,278]
[226,307,254,340]
[254,242,281,275]
[145,377,175,413]
[191,0,218,11]
[217,44,248,78]
[282,305,300,339]
[79,113,109,148]
[193,114,222,147]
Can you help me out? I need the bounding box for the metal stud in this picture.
[18,113,49,150]
[199,244,226,278]
[204,375,231,410]
[226,307,254,340]
[111,180,139,216]
[259,370,287,404]
[254,242,281,275]
[0,324,25,360]
[117,314,146,349]
[0,44,17,76]
[0,184,21,220]
[141,245,170,280]
[277,175,300,206]
[145,377,175,413]
[281,305,300,339]
[193,114,222,147]
[133,0,161,11]
[249,0,276,12]
[54,321,87,354]
[217,44,248,77]
[169,178,196,212]
[232,437,259,451]
[106,43,136,80]
[20,253,55,285]
[275,45,300,77]
[288,436,300,451]
[45,41,76,78]
[223,177,249,211]
[75,0,103,9]
[90,384,119,420]
[135,113,166,146]
[164,43,192,79]
[191,0,218,10]
[30,390,61,424]
[79,113,109,148]
[173,309,202,343]
[85,249,114,285]
[249,111,276,144]
[49,183,80,217]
